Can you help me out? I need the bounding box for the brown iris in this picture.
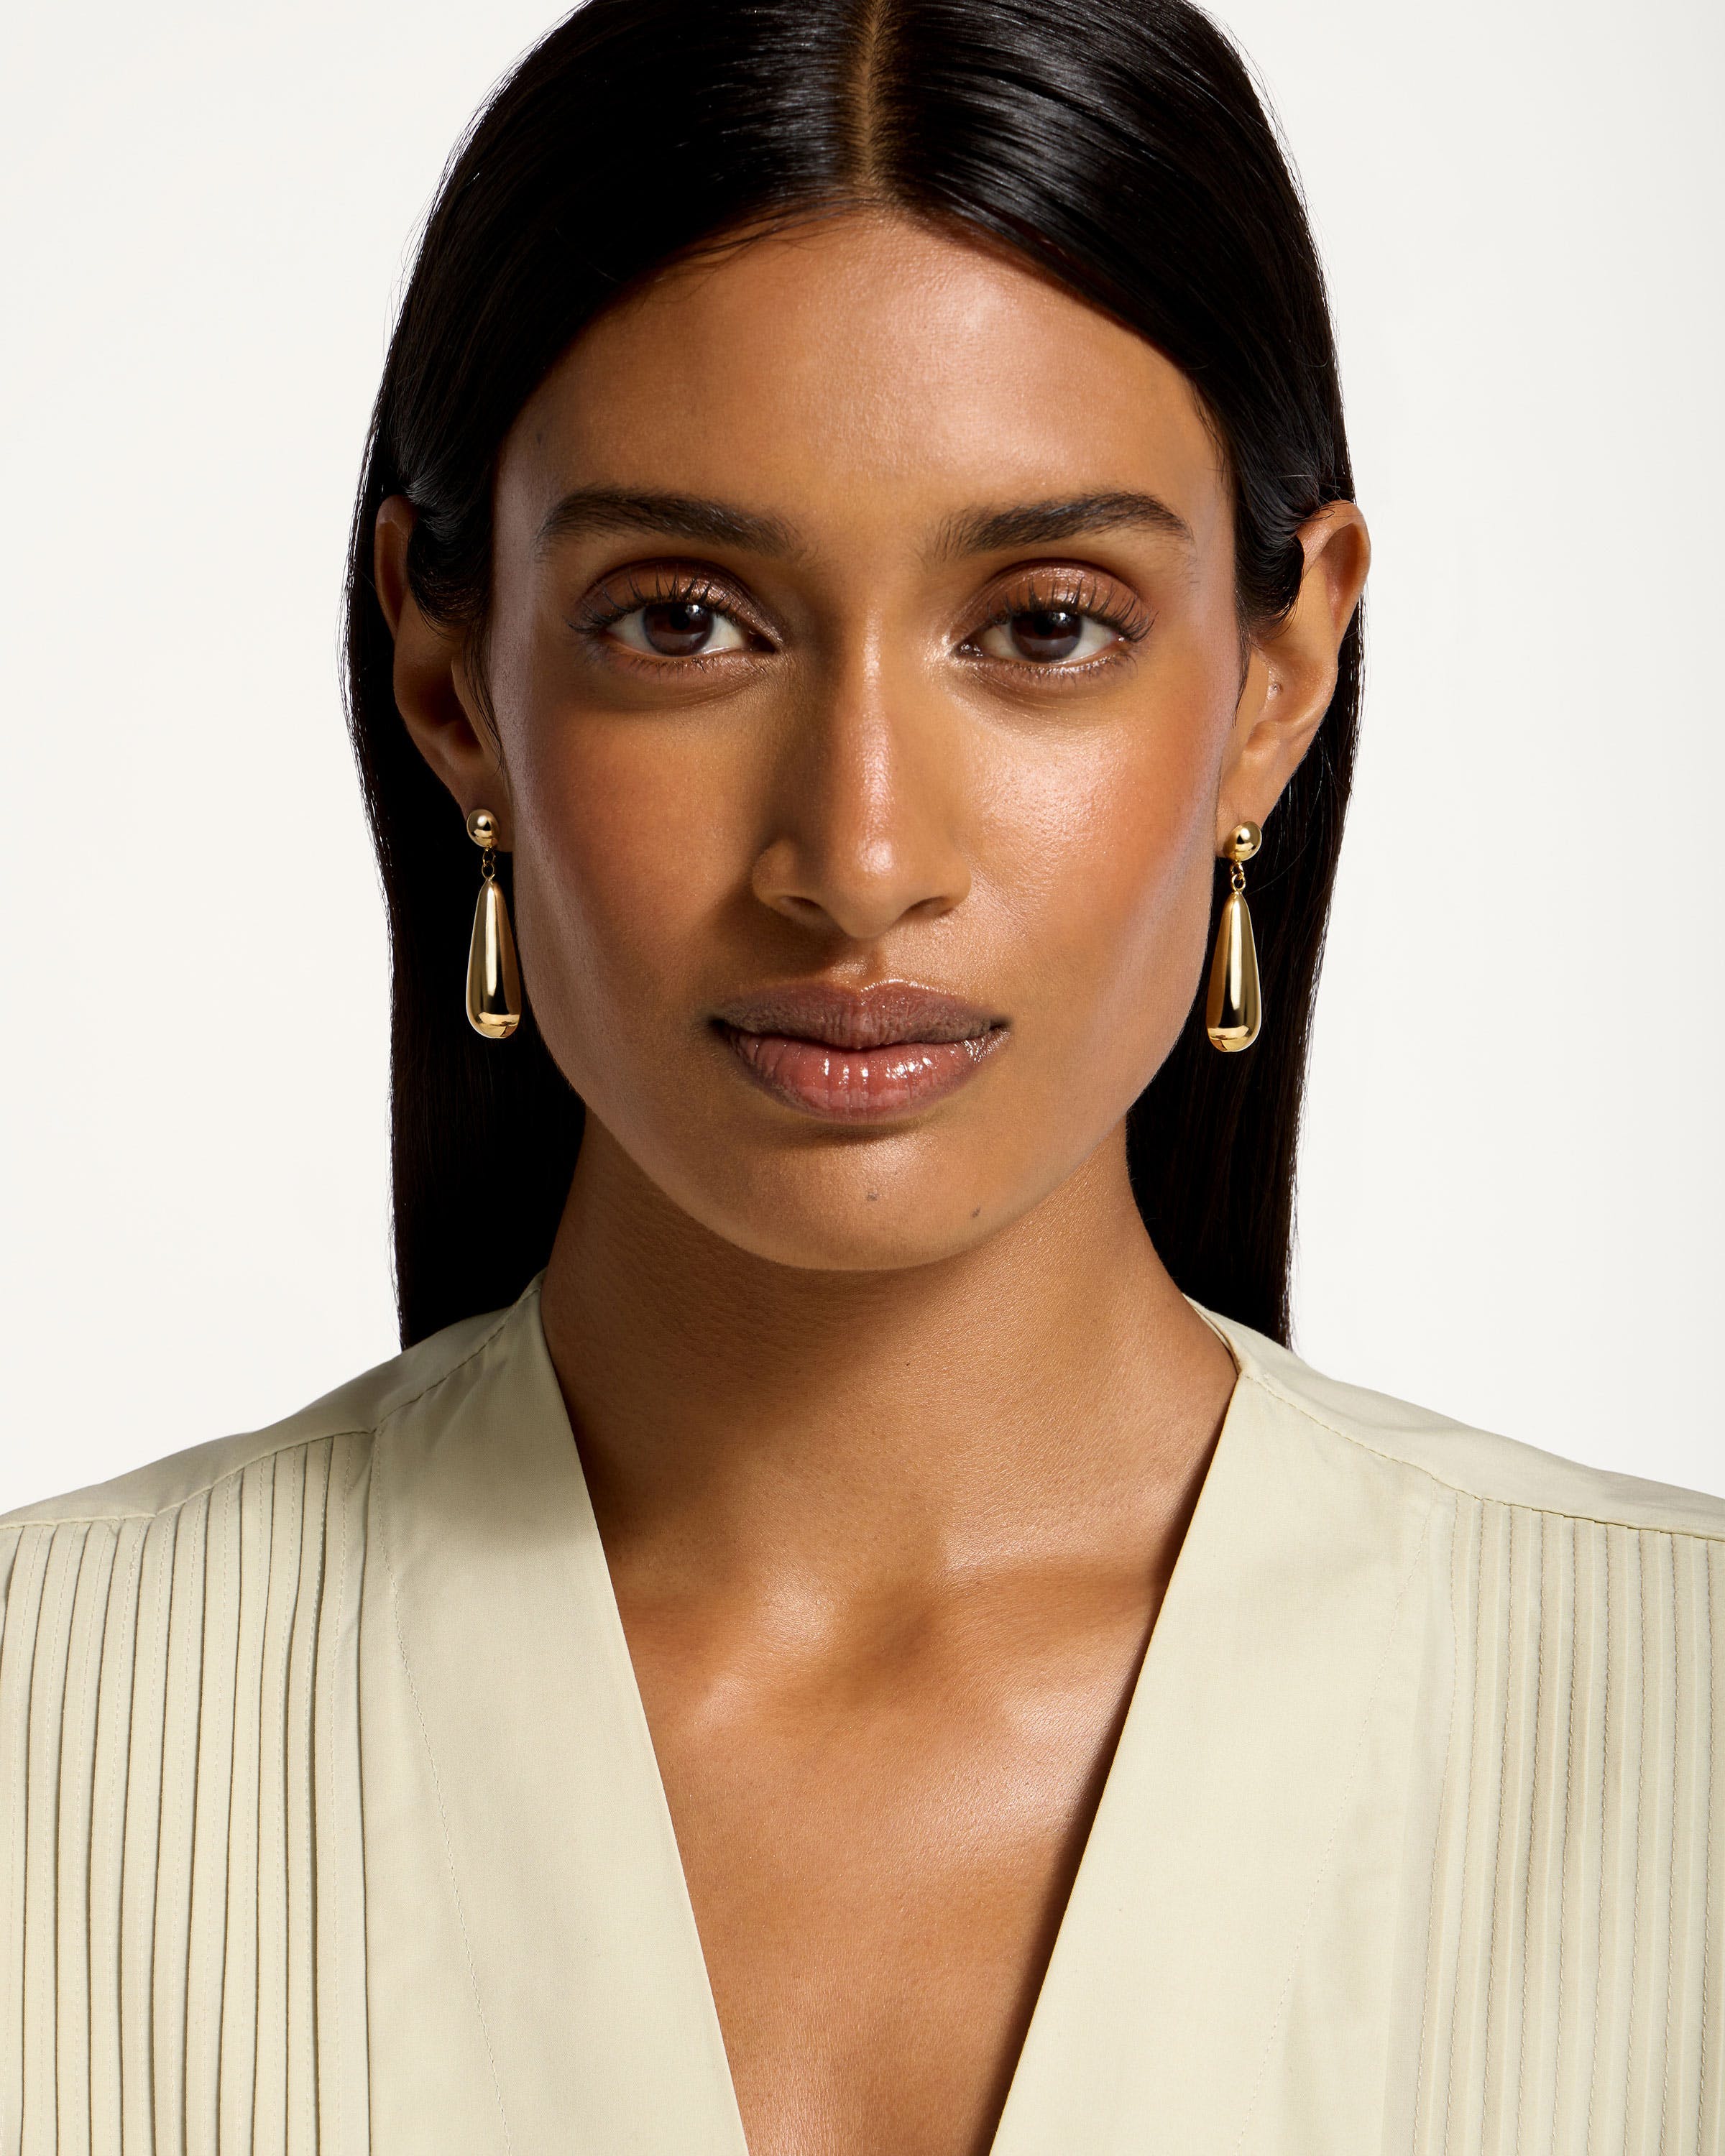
[1005,607,1084,661]
[640,599,720,655]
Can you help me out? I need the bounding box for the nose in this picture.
[750,653,972,943]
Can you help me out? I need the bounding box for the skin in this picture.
[376,209,1368,2156]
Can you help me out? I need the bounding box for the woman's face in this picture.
[385,211,1364,1271]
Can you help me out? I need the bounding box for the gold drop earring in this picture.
[1205,821,1262,1054]
[464,808,523,1041]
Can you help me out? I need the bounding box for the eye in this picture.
[974,606,1123,665]
[608,599,748,658]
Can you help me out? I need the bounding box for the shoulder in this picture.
[0,1292,494,2127]
[1,1299,515,1537]
[0,1294,523,1893]
[1219,1314,1725,2136]
[1202,1304,1725,1544]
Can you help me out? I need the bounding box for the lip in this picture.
[712,980,1009,1122]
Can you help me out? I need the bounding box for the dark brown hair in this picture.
[345,0,1361,1349]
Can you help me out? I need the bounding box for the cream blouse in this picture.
[4,1277,1723,2155]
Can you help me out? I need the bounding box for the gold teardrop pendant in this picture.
[1205,887,1261,1052]
[466,873,523,1040]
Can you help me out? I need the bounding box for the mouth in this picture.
[711,980,1009,1122]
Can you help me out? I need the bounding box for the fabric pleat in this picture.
[0,1434,368,2155]
[1412,1498,1724,2155]
[7,1291,1724,2156]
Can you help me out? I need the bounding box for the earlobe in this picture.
[1215,501,1370,848]
[372,494,507,831]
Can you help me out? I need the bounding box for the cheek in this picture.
[507,719,737,1052]
[477,571,737,1066]
[985,691,1227,1112]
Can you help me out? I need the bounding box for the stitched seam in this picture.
[1627,1537,1649,2117]
[140,1507,177,2139]
[99,1524,146,2118]
[374,1435,513,2149]
[45,1526,90,2131]
[10,1527,53,2138]
[5,1434,370,1529]
[1616,1532,1650,2146]
[365,1303,518,1433]
[1549,1521,1579,2132]
[242,1465,267,2155]
[1475,1508,1514,2156]
[1585,1528,1614,2153]
[264,1448,305,2141]
[1240,1370,1725,1544]
[170,1498,208,2147]
[1229,1485,1440,2152]
[12,1302,520,1529]
[294,1444,330,2141]
[72,1521,120,2139]
[328,1437,355,2155]
[1441,1506,1487,2156]
[1659,1533,1678,2156]
[1698,1551,1714,2134]
[1408,1491,1463,2156]
[1511,1514,1546,2153]
[218,1483,240,2122]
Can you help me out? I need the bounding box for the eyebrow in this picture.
[533,484,1194,561]
[934,490,1194,557]
[536,487,799,557]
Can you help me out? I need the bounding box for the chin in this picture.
[712,1212,988,1275]
[645,1134,1011,1274]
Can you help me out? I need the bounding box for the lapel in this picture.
[359,1284,748,2156]
[992,1311,1445,2155]
[359,1284,1445,2156]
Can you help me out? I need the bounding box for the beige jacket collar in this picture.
[359,1281,1442,2155]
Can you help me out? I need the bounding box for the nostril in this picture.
[773,893,832,926]
[749,821,972,941]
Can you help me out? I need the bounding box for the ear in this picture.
[373,495,511,842]
[1215,502,1370,850]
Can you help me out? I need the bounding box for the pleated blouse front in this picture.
[4,1282,1724,2155]
[0,1426,371,2155]
[1409,1498,1724,2155]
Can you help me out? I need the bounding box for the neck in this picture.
[539,1120,1236,1596]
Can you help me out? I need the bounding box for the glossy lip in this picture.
[712,980,1010,1123]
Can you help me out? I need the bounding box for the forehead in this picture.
[500,210,1228,554]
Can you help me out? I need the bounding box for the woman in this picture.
[4,1,1721,2150]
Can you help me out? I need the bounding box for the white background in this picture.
[2,0,1720,1508]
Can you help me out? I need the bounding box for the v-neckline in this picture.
[359,1279,1438,2156]
[530,1286,1251,2156]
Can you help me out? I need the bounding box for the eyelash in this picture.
[572,568,758,643]
[571,565,1153,673]
[962,571,1154,668]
